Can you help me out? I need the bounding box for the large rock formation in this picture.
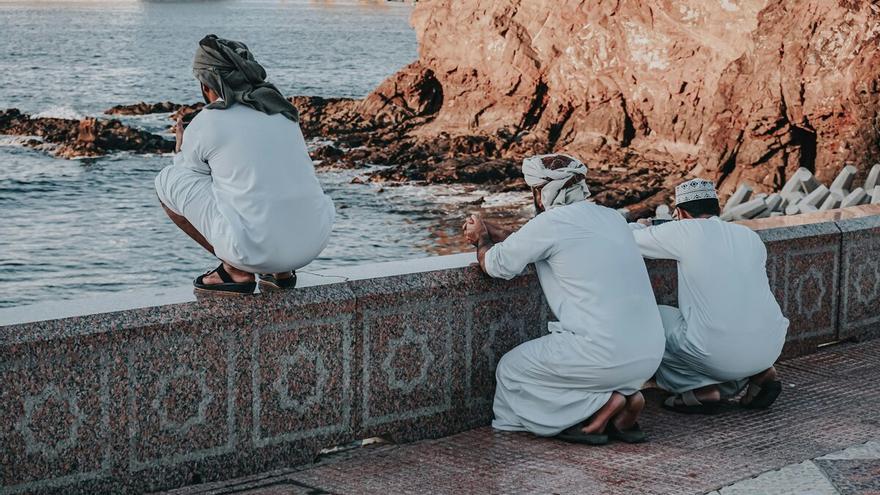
[14,0,875,214]
[366,0,880,201]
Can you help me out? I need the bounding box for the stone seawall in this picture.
[1,209,879,494]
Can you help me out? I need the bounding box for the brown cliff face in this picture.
[366,0,880,201]
[700,1,880,195]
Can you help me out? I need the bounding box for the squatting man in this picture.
[155,35,334,295]
[463,154,788,445]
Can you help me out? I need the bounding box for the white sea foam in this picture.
[481,191,531,209]
[31,106,85,120]
[0,135,42,146]
[381,183,485,205]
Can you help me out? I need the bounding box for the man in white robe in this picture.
[630,179,788,413]
[463,154,665,445]
[155,35,334,294]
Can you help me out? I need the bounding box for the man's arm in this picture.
[174,116,185,153]
[631,221,684,260]
[628,218,652,231]
[483,220,516,243]
[172,113,211,175]
[463,214,554,279]
[475,229,495,274]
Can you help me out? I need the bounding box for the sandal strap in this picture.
[682,390,702,407]
[214,263,234,284]
[743,382,762,402]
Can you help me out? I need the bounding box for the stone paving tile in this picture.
[236,482,329,495]
[161,339,880,495]
[233,483,329,495]
[716,461,839,495]
[814,459,880,495]
[819,441,880,460]
[714,440,880,494]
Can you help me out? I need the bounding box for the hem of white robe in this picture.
[223,200,335,273]
[655,373,749,399]
[491,390,614,437]
[156,167,335,274]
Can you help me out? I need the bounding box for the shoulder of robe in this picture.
[186,108,214,130]
[724,219,759,237]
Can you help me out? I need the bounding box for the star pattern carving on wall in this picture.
[13,383,85,457]
[382,326,434,394]
[151,366,214,436]
[271,345,329,415]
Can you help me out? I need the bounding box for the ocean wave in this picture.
[481,191,531,209]
[31,106,85,120]
[0,136,43,146]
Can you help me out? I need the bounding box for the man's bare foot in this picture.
[749,366,778,386]
[201,262,254,284]
[612,391,645,431]
[582,392,626,435]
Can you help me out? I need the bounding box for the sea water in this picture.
[0,0,532,308]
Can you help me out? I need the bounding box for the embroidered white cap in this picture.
[675,178,718,206]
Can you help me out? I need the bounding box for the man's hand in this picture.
[174,116,184,153]
[637,218,652,227]
[463,214,490,246]
[463,214,496,275]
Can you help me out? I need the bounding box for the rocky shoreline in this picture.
[0,91,680,216]
[290,81,686,216]
[0,108,174,158]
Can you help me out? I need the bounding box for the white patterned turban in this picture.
[522,154,590,209]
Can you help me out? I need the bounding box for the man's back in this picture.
[633,218,788,371]
[180,103,334,271]
[487,202,665,360]
[191,104,325,204]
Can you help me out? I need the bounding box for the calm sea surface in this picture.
[0,0,531,308]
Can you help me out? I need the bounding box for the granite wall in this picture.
[1,216,878,495]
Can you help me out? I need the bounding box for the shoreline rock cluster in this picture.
[105,101,186,116]
[0,108,173,158]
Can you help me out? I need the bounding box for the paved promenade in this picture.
[163,339,880,495]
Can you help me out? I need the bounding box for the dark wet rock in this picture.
[355,62,443,125]
[0,108,174,158]
[169,103,205,125]
[311,144,345,160]
[104,101,184,115]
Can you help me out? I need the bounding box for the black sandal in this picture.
[662,390,720,415]
[555,423,609,446]
[193,263,256,295]
[258,272,297,291]
[606,421,647,444]
[741,380,782,409]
